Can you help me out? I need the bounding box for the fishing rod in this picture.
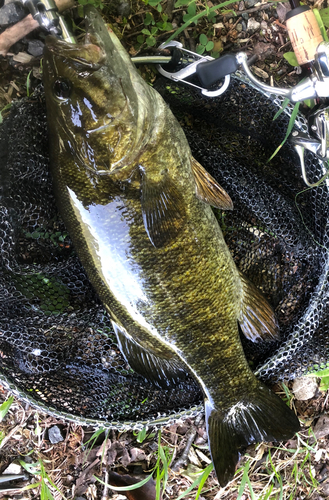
[21,0,329,187]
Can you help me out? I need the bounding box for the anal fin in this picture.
[191,157,233,210]
[112,321,188,388]
[238,271,279,342]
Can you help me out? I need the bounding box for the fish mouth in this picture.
[44,35,106,69]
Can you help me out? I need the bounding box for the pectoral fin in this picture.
[238,272,279,342]
[112,321,188,388]
[191,157,233,210]
[140,167,186,248]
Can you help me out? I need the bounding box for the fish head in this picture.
[43,6,155,176]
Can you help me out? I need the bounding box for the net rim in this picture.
[0,73,323,428]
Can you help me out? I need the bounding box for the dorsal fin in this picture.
[191,157,233,210]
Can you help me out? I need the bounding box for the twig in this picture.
[63,423,70,453]
[273,18,287,29]
[238,2,277,15]
[101,466,109,500]
[0,423,23,450]
[171,429,197,471]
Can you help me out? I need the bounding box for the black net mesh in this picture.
[0,76,328,428]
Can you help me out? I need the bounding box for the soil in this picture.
[0,0,329,499]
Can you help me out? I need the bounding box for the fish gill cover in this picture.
[0,74,328,429]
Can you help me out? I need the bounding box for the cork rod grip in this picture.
[286,8,324,65]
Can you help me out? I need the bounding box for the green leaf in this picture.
[167,0,239,42]
[307,367,329,378]
[272,97,290,121]
[0,103,12,124]
[205,40,214,51]
[237,461,249,500]
[315,8,329,40]
[26,69,32,97]
[137,35,145,43]
[146,36,157,46]
[283,51,299,67]
[142,28,151,35]
[0,396,14,422]
[137,427,147,443]
[144,12,154,25]
[157,4,162,11]
[182,13,193,22]
[176,464,213,500]
[150,26,158,34]
[319,7,329,28]
[196,44,205,54]
[268,102,300,161]
[161,22,173,30]
[195,464,213,500]
[199,33,208,46]
[187,1,196,15]
[221,8,235,15]
[307,367,329,391]
[174,0,189,6]
[94,473,153,491]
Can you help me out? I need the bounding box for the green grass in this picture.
[20,457,65,500]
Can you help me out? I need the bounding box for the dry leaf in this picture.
[107,471,158,500]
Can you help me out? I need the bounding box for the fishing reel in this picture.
[21,0,75,42]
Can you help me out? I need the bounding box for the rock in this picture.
[116,0,130,17]
[2,463,22,474]
[241,20,247,31]
[238,1,244,10]
[320,482,329,497]
[0,2,25,28]
[27,39,44,57]
[292,376,318,400]
[314,415,329,439]
[109,0,131,17]
[260,20,267,30]
[254,41,276,58]
[241,12,249,21]
[276,2,291,22]
[247,17,260,31]
[236,23,242,32]
[244,0,257,7]
[48,425,64,444]
[251,65,269,79]
[12,51,33,63]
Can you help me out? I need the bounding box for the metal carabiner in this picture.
[156,41,230,98]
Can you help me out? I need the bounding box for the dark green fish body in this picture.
[43,6,299,485]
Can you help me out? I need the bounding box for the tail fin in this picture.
[205,385,300,486]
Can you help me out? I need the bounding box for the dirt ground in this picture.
[1,0,329,498]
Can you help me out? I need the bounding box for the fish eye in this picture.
[53,79,72,101]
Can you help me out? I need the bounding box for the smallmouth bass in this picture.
[43,6,300,485]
